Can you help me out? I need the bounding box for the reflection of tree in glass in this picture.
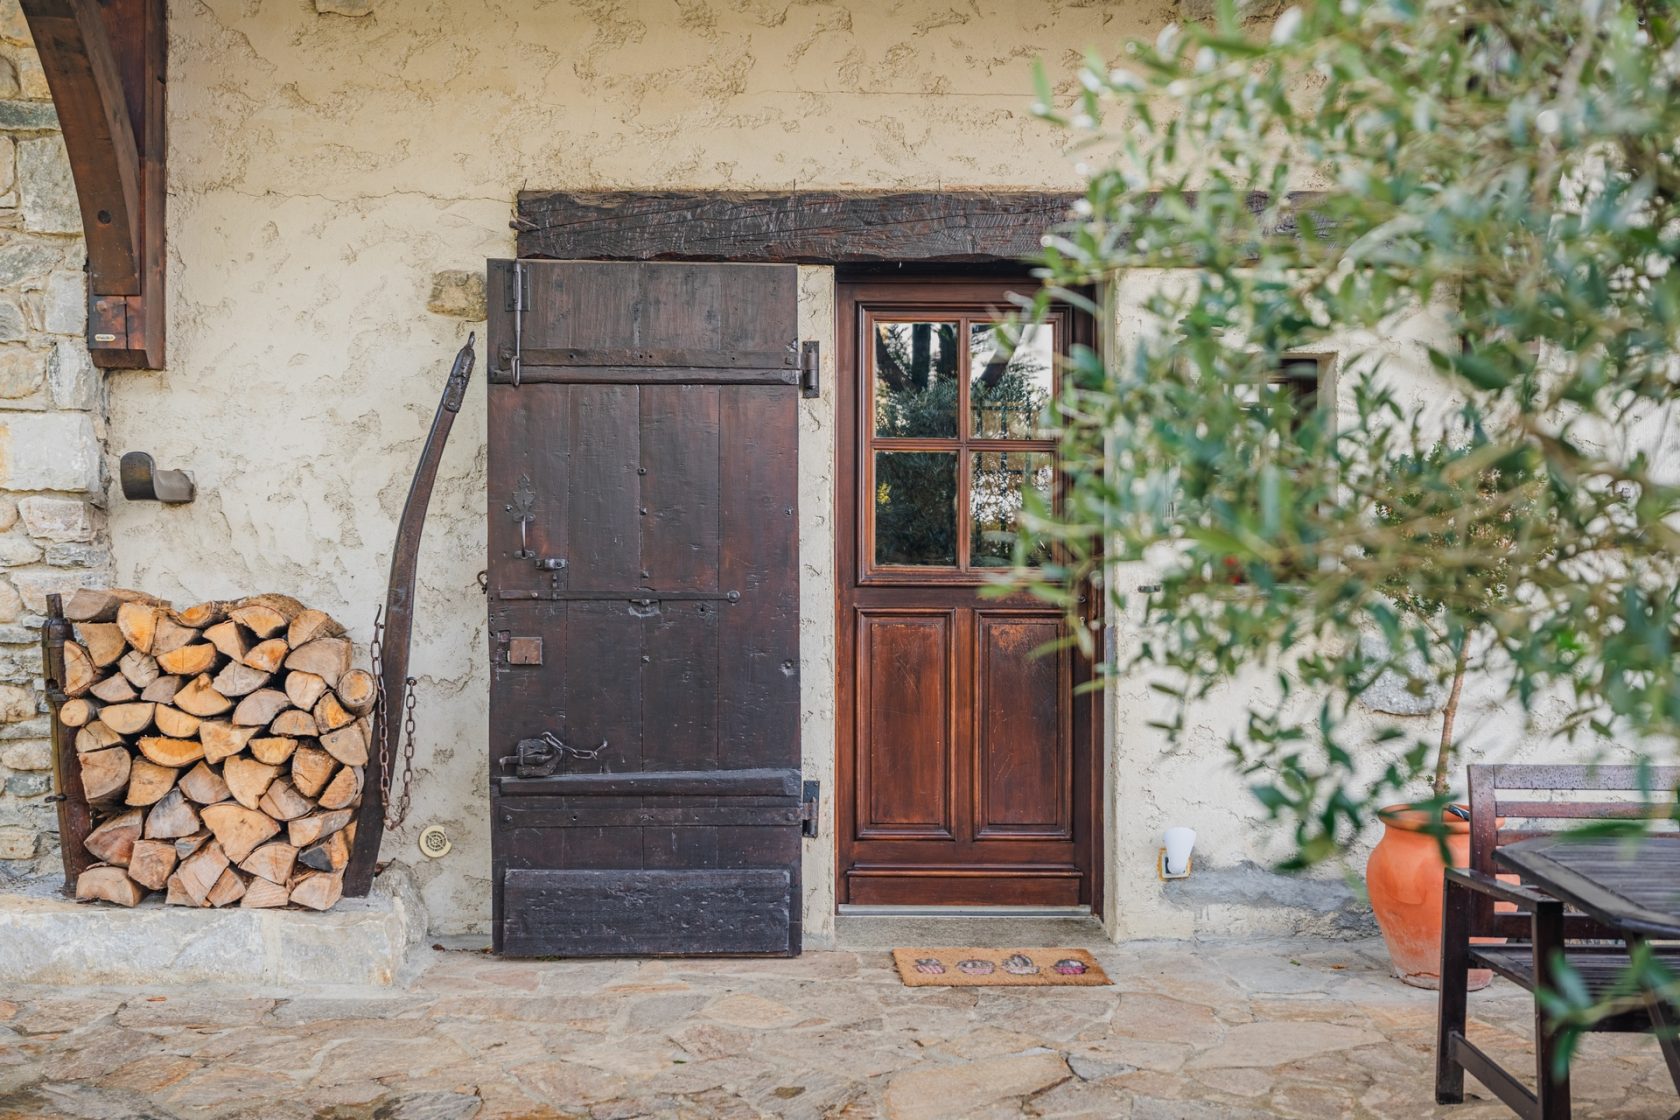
[875,324,959,437]
[971,325,1053,438]
[971,453,1054,567]
[875,453,956,565]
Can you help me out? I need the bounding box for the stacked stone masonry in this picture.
[0,2,106,881]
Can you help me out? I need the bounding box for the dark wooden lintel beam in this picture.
[20,0,165,368]
[516,190,1082,265]
[515,190,1327,267]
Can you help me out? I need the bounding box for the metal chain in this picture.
[370,607,418,832]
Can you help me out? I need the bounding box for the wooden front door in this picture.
[837,278,1100,909]
[485,260,808,956]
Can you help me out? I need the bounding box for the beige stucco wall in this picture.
[92,0,1614,939]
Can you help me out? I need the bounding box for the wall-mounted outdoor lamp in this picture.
[118,452,196,504]
[1159,826,1196,880]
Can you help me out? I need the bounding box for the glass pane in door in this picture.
[969,323,1056,438]
[874,322,960,437]
[971,450,1054,567]
[874,451,957,566]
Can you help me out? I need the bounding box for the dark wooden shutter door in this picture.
[485,260,804,956]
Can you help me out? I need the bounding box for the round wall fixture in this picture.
[418,825,452,859]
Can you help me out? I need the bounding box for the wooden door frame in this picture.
[510,190,1109,922]
[834,274,1104,914]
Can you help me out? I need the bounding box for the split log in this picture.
[153,706,201,739]
[173,830,210,860]
[156,643,217,677]
[150,616,201,657]
[116,602,164,653]
[100,702,155,736]
[287,608,345,648]
[320,719,369,767]
[65,587,160,623]
[285,638,352,688]
[62,641,96,697]
[59,698,98,727]
[288,870,343,911]
[175,675,234,718]
[77,865,144,906]
[212,661,271,697]
[207,867,247,907]
[239,841,297,884]
[271,710,319,738]
[291,746,336,798]
[176,840,230,905]
[223,756,279,811]
[203,619,252,662]
[199,720,257,764]
[165,872,206,907]
[201,803,280,864]
[140,675,181,704]
[258,778,315,821]
[138,735,204,768]
[335,669,376,716]
[249,736,298,765]
[244,638,289,674]
[314,691,353,733]
[173,600,230,629]
[317,764,363,811]
[232,689,290,728]
[230,601,294,639]
[287,808,352,849]
[84,808,143,865]
[298,829,349,873]
[79,622,127,667]
[178,761,230,805]
[124,759,178,807]
[74,721,123,753]
[79,747,130,802]
[118,650,161,688]
[127,839,178,890]
[240,876,290,908]
[285,671,329,712]
[89,674,137,703]
[144,789,202,839]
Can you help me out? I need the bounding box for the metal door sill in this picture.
[837,905,1096,919]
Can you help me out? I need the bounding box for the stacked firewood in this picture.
[55,589,374,911]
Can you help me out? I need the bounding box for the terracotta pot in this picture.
[1366,804,1491,991]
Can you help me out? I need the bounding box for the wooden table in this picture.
[1495,834,1680,1104]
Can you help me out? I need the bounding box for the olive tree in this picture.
[1018,0,1680,867]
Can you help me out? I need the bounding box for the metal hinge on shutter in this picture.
[799,340,820,398]
[501,261,530,387]
[800,780,820,838]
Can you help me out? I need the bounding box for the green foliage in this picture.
[1019,0,1680,865]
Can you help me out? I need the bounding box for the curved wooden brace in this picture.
[20,0,165,369]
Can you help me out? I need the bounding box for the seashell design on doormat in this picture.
[1001,954,1039,975]
[956,959,995,976]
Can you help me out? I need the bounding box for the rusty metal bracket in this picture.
[118,450,195,503]
[343,332,476,899]
[498,732,610,778]
[40,594,93,891]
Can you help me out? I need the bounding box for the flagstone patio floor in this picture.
[0,937,1675,1119]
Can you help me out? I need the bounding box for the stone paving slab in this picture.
[0,938,1674,1119]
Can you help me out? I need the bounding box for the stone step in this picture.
[0,863,425,987]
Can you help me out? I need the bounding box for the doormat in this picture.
[892,948,1110,987]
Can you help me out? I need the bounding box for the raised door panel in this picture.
[973,613,1070,840]
[856,611,954,838]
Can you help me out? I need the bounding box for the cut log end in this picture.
[77,866,145,907]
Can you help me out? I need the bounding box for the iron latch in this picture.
[800,780,820,838]
[799,340,820,399]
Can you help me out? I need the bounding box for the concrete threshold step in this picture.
[0,863,426,987]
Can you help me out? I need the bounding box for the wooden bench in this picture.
[1435,763,1680,1119]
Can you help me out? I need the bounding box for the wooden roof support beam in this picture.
[21,0,165,369]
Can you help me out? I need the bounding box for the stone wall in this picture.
[0,4,104,879]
